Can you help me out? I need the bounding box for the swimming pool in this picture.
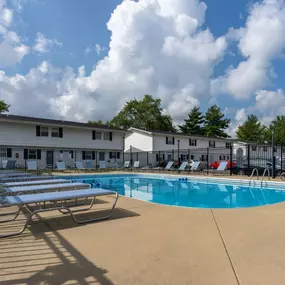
[58,174,285,209]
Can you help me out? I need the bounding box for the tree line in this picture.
[2,95,285,143]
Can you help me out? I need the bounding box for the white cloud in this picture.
[1,0,227,123]
[213,0,285,100]
[33,32,62,53]
[85,44,106,56]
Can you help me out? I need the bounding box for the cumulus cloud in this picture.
[85,43,105,55]
[33,32,62,53]
[1,0,227,123]
[214,0,285,100]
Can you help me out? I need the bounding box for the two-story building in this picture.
[124,128,236,167]
[0,114,126,169]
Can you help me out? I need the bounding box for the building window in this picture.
[51,128,59,137]
[109,152,117,159]
[95,132,102,140]
[225,142,232,149]
[167,154,172,161]
[103,132,110,140]
[209,140,215,148]
[99,152,105,161]
[201,155,208,162]
[252,145,257,151]
[189,139,197,146]
[28,149,37,159]
[40,126,49,137]
[84,151,92,160]
[263,146,268,152]
[0,148,6,158]
[166,137,175,145]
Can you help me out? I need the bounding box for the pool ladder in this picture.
[249,168,259,186]
[249,168,270,187]
[261,168,270,188]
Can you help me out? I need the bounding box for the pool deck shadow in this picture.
[2,189,285,284]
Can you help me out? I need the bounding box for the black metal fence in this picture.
[1,143,284,177]
[125,143,285,177]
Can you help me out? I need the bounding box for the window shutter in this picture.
[156,154,159,161]
[109,152,112,159]
[24,149,28,160]
[172,137,175,145]
[70,151,74,159]
[189,139,191,146]
[117,152,120,159]
[7,148,12,158]
[36,126,40,136]
[37,149,41,160]
[195,140,197,146]
[92,151,96,160]
[109,132,113,141]
[82,151,86,160]
[59,128,63,138]
[166,137,168,144]
[92,130,96,140]
[162,154,165,160]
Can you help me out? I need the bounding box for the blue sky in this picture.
[1,0,285,136]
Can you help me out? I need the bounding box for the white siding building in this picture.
[124,128,235,167]
[0,114,126,169]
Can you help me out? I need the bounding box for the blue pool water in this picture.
[58,174,285,209]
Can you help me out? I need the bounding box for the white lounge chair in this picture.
[0,175,55,183]
[0,188,119,238]
[150,161,174,171]
[175,161,189,172]
[190,161,201,172]
[75,161,92,172]
[56,161,66,171]
[99,161,106,169]
[2,179,71,188]
[124,161,130,168]
[204,161,228,175]
[2,182,89,195]
[27,160,38,171]
[132,161,140,170]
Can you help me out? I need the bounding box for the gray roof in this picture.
[0,114,126,132]
[128,127,237,141]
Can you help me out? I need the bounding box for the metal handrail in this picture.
[249,168,259,186]
[261,168,270,188]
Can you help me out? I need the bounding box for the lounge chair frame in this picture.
[0,190,118,238]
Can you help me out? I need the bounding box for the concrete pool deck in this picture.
[1,172,285,284]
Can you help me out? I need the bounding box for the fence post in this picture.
[146,152,149,167]
[130,145,133,167]
[272,131,275,178]
[247,144,250,170]
[230,145,233,176]
[207,147,209,171]
[281,144,283,171]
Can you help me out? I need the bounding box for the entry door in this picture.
[46,150,54,168]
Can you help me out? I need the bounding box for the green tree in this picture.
[88,120,111,126]
[110,94,176,131]
[179,106,204,135]
[236,115,266,142]
[0,100,9,113]
[265,116,285,145]
[203,105,230,138]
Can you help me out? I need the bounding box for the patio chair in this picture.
[132,161,140,171]
[27,160,38,171]
[2,179,71,188]
[75,161,91,172]
[175,161,189,172]
[190,161,201,172]
[99,161,106,170]
[124,161,130,168]
[204,161,229,175]
[5,160,16,170]
[147,161,174,171]
[0,172,31,178]
[56,161,66,171]
[85,160,96,171]
[0,188,119,238]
